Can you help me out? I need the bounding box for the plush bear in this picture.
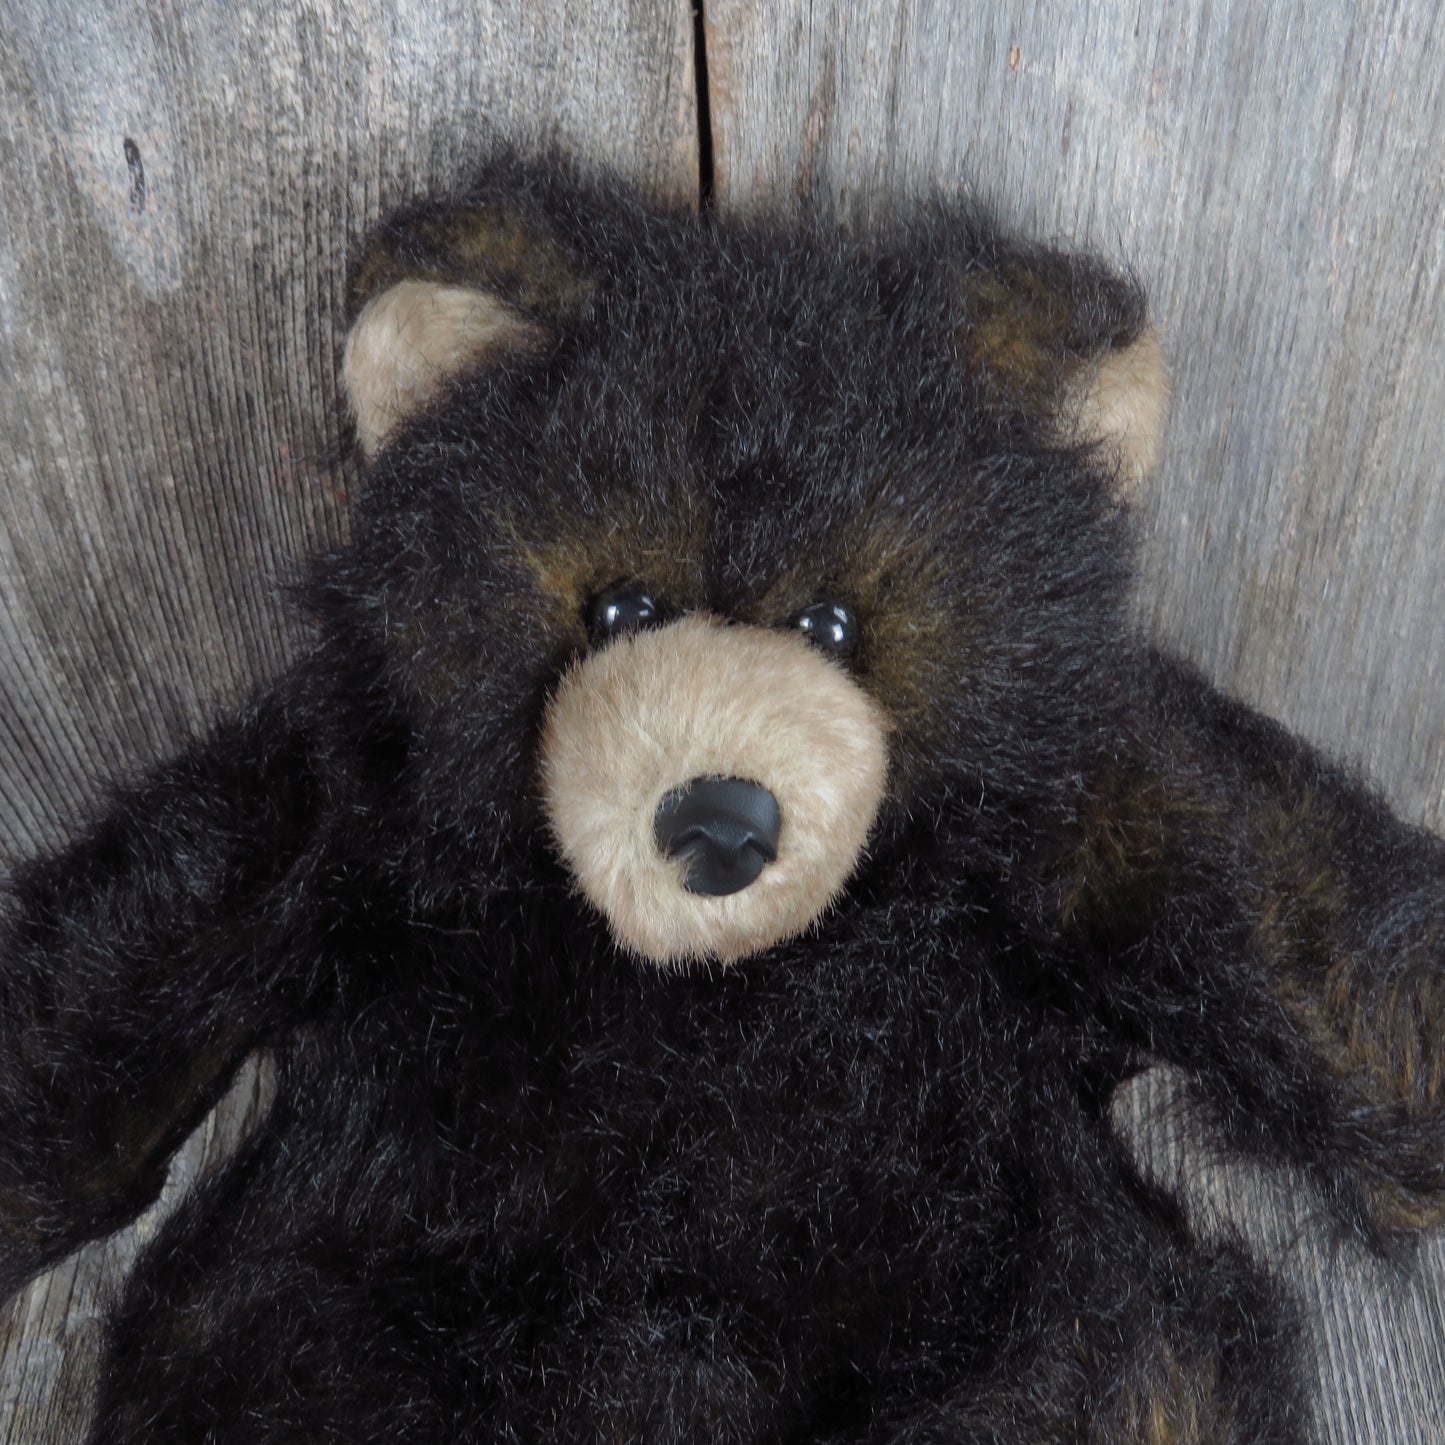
[1,154,1442,1444]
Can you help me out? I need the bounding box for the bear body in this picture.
[1,157,1442,1443]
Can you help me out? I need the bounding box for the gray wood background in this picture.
[0,1,1441,1440]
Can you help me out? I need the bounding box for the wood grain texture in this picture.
[705,3,1445,1441]
[0,2,696,1440]
[0,0,698,867]
[706,0,1445,833]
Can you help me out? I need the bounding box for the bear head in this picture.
[316,158,1169,968]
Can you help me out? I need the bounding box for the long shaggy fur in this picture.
[0,152,1441,1444]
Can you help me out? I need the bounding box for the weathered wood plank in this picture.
[704,3,1445,1442]
[0,3,697,1439]
[0,0,698,868]
[706,0,1445,832]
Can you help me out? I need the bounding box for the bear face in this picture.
[323,161,1166,965]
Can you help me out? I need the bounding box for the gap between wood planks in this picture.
[693,1,715,206]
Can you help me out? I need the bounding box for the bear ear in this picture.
[343,281,547,458]
[957,251,1170,499]
[1057,323,1170,500]
[343,198,594,458]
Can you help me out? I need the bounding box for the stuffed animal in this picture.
[1,154,1442,1444]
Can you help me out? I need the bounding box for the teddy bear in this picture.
[0,152,1441,1444]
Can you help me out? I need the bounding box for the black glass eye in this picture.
[587,582,662,644]
[790,601,859,659]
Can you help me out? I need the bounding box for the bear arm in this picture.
[0,684,323,1296]
[1055,651,1445,1239]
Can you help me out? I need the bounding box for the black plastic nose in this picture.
[654,777,781,897]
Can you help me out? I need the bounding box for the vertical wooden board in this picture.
[0,0,698,867]
[704,2,1445,1442]
[0,3,696,1438]
[705,0,1445,834]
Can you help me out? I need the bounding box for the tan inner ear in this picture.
[342,280,544,458]
[1061,325,1171,501]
